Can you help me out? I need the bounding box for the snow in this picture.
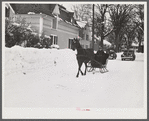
[27,12,35,14]
[76,21,87,28]
[132,42,139,47]
[4,46,144,109]
[51,44,60,49]
[103,40,111,46]
[44,35,51,39]
[94,35,112,46]
[26,27,33,32]
[12,22,21,27]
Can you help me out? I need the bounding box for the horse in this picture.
[71,38,94,77]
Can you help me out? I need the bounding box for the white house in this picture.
[6,3,80,49]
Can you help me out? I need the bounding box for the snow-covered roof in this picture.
[76,21,87,28]
[94,35,112,46]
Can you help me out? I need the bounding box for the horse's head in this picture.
[71,38,81,51]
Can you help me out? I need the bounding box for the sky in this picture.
[62,3,74,12]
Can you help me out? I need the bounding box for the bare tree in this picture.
[109,4,135,52]
[71,4,92,21]
[134,4,144,52]
[94,4,114,49]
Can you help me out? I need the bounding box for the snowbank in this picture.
[5,46,144,76]
[5,46,78,76]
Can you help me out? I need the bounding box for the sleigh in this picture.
[87,52,109,73]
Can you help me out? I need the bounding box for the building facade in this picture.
[77,21,92,49]
[6,4,80,49]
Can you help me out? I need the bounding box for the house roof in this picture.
[10,4,79,28]
[10,4,54,17]
[76,21,92,28]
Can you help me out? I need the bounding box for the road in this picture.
[4,52,144,108]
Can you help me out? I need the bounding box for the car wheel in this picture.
[133,55,136,61]
[114,54,117,59]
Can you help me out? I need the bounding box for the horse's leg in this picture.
[76,66,80,77]
[79,60,84,75]
[84,62,87,75]
[76,61,83,77]
[79,68,84,75]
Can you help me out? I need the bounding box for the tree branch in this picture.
[104,28,115,37]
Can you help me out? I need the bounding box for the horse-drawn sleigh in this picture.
[71,38,109,77]
[86,50,109,73]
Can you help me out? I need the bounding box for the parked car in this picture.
[121,49,136,61]
[108,49,117,59]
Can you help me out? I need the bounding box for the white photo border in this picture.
[2,1,147,119]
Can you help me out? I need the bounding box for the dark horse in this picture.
[71,38,94,77]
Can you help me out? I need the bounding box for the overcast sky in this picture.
[62,3,74,12]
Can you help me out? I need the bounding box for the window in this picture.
[50,35,58,45]
[68,39,73,49]
[86,35,89,41]
[82,34,84,39]
[54,36,58,44]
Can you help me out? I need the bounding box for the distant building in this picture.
[77,21,92,49]
[77,20,112,51]
[5,3,80,49]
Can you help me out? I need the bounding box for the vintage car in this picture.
[121,49,136,61]
[108,49,117,59]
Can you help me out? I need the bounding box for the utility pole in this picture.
[92,4,95,50]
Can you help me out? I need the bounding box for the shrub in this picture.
[5,18,52,48]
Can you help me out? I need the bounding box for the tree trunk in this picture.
[100,15,104,49]
[101,35,104,49]
[138,38,142,52]
[115,33,120,52]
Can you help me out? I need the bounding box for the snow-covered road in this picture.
[4,46,144,108]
